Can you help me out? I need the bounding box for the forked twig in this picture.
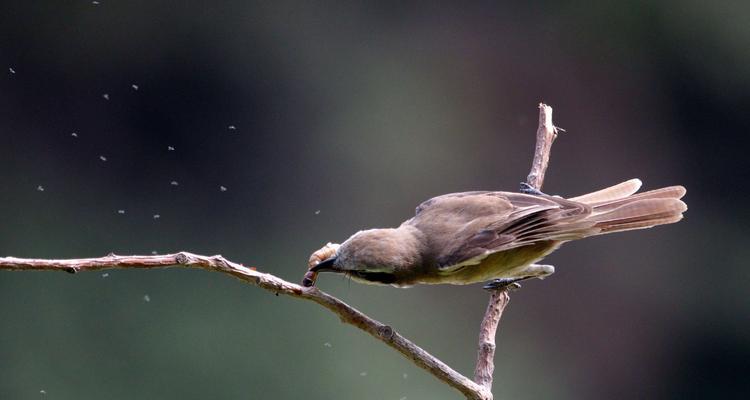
[0,103,560,400]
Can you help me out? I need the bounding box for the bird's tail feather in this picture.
[577,180,687,235]
[568,178,643,203]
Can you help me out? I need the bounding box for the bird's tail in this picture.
[569,179,687,235]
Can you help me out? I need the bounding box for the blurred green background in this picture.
[1,1,748,399]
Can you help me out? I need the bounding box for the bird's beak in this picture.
[309,256,337,272]
[301,257,338,288]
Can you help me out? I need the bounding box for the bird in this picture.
[302,179,686,288]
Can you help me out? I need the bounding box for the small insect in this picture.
[302,243,340,287]
[102,93,109,100]
[131,84,139,90]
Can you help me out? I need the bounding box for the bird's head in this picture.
[307,228,424,286]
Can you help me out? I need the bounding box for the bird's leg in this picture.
[519,182,547,195]
[483,264,555,291]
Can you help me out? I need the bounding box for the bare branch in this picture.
[473,103,558,397]
[1,103,560,400]
[0,252,489,400]
[474,290,510,388]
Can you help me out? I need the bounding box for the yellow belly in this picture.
[420,241,561,285]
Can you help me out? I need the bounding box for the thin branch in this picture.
[0,103,560,400]
[472,103,558,396]
[473,290,510,388]
[0,252,488,400]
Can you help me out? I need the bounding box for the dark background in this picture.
[1,1,748,399]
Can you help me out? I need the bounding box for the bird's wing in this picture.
[415,191,497,216]
[431,193,595,271]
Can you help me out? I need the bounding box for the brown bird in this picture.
[302,179,686,288]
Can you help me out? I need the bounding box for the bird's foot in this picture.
[483,264,555,291]
[519,182,546,195]
[483,277,529,291]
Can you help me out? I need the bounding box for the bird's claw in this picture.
[519,182,546,196]
[483,278,524,291]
